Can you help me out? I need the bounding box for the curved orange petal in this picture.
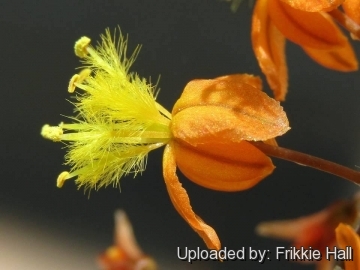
[280,0,343,12]
[162,143,221,250]
[269,0,348,49]
[256,209,329,242]
[114,211,143,260]
[172,75,290,143]
[302,40,358,71]
[336,223,360,270]
[231,73,263,90]
[343,0,360,25]
[252,0,288,101]
[172,139,274,191]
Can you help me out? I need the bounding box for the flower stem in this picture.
[328,9,360,40]
[249,141,360,185]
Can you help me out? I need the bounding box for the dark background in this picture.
[1,0,360,269]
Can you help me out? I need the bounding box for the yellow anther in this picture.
[68,69,91,93]
[68,74,79,93]
[74,36,91,58]
[79,68,91,79]
[41,124,63,142]
[57,171,70,188]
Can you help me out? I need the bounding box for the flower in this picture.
[251,0,359,101]
[41,29,289,250]
[98,210,157,270]
[335,223,360,270]
[256,195,360,269]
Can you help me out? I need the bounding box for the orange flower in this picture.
[164,74,289,249]
[98,210,157,270]
[335,223,360,270]
[256,195,360,269]
[251,0,359,101]
[42,31,290,250]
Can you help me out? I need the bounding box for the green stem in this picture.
[250,141,360,185]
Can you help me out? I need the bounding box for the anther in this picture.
[68,74,80,93]
[68,69,91,93]
[74,36,91,58]
[57,171,70,188]
[41,124,63,142]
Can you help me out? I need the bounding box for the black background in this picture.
[1,1,360,269]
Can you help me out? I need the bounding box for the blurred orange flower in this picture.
[98,210,157,270]
[256,195,360,270]
[336,223,360,270]
[252,0,359,101]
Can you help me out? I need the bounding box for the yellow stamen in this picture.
[74,36,91,58]
[43,29,172,190]
[68,69,91,93]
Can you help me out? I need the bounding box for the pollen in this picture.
[74,36,91,58]
[41,124,63,142]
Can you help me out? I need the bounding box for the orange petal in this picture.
[343,0,360,25]
[171,75,290,143]
[268,0,348,49]
[252,0,288,101]
[256,209,329,242]
[336,223,360,270]
[302,40,358,71]
[172,139,274,191]
[231,73,263,90]
[114,210,143,260]
[280,0,343,12]
[162,143,221,250]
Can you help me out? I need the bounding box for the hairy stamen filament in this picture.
[58,142,164,188]
[156,102,172,120]
[60,130,171,144]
